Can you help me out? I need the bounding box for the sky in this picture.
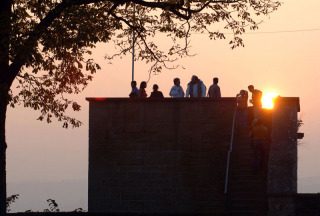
[6,0,320,212]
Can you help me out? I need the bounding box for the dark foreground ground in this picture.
[7,193,320,216]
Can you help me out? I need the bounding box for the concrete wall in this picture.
[88,98,236,213]
[268,98,299,193]
[87,97,300,215]
[268,98,300,216]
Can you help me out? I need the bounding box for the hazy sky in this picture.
[6,0,320,212]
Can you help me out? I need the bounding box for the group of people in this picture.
[128,76,265,115]
[236,84,262,115]
[129,81,164,99]
[130,77,268,173]
[129,75,221,99]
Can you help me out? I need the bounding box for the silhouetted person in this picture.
[139,81,147,98]
[208,77,221,99]
[129,81,139,98]
[150,84,164,99]
[248,85,262,108]
[250,118,269,174]
[237,89,248,109]
[236,89,249,127]
[186,75,206,97]
[248,85,262,118]
[169,78,184,98]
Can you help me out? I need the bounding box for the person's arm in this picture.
[207,86,212,97]
[186,85,190,97]
[169,87,174,97]
[201,83,206,97]
[180,87,185,97]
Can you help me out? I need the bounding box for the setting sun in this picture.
[261,92,279,109]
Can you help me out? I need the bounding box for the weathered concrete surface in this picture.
[87,97,300,215]
[268,98,300,216]
[88,98,236,213]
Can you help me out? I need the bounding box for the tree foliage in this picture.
[1,1,281,215]
[6,0,280,127]
[6,194,19,212]
[6,195,85,212]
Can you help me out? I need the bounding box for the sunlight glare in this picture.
[261,91,279,109]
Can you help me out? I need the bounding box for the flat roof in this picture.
[86,97,300,111]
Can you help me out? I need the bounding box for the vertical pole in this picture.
[131,3,135,82]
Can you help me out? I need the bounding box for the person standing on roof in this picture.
[139,81,148,98]
[150,84,164,99]
[248,85,262,108]
[248,85,263,118]
[129,80,139,98]
[169,78,184,98]
[208,77,221,99]
[186,75,206,98]
[237,89,248,109]
[236,89,249,127]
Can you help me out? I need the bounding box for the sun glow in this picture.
[261,91,279,109]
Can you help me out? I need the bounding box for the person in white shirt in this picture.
[169,78,185,98]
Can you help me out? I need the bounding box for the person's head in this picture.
[140,81,147,89]
[240,89,247,96]
[153,84,159,91]
[191,75,198,83]
[213,77,219,84]
[131,81,137,88]
[248,85,254,93]
[173,78,180,86]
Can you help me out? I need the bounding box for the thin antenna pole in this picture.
[131,3,135,82]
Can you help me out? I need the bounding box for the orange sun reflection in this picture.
[261,92,279,109]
